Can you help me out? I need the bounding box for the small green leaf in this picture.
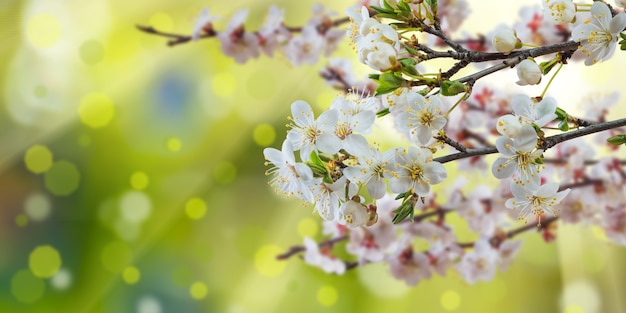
[534,157,544,165]
[375,72,405,96]
[405,45,419,56]
[440,80,466,96]
[369,5,395,15]
[376,108,390,118]
[558,119,569,131]
[555,107,568,120]
[368,74,380,80]
[607,134,626,146]
[309,151,324,168]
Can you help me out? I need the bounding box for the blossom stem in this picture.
[540,63,563,98]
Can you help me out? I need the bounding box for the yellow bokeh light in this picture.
[441,290,461,311]
[24,193,51,222]
[26,14,61,48]
[51,268,72,290]
[15,214,28,227]
[254,245,286,277]
[252,123,276,147]
[130,171,150,190]
[213,161,237,185]
[185,197,207,220]
[79,93,115,128]
[123,266,141,285]
[297,218,318,238]
[563,305,585,313]
[167,137,182,152]
[190,282,208,300]
[29,245,62,278]
[11,269,45,304]
[119,190,152,223]
[101,241,133,273]
[149,13,174,32]
[44,160,81,196]
[212,72,236,98]
[24,145,53,174]
[316,285,338,307]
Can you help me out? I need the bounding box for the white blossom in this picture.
[263,140,318,202]
[492,125,544,184]
[516,59,542,85]
[456,239,498,284]
[388,241,432,286]
[303,237,346,274]
[572,1,626,65]
[387,147,448,196]
[343,147,394,199]
[337,200,369,228]
[505,181,571,224]
[217,9,260,63]
[286,100,341,161]
[492,28,519,54]
[510,94,557,127]
[542,0,576,24]
[192,8,219,41]
[395,94,447,145]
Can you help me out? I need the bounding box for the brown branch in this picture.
[137,16,351,47]
[434,117,626,164]
[275,235,348,260]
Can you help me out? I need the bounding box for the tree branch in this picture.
[434,117,626,164]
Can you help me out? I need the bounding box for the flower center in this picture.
[335,123,352,139]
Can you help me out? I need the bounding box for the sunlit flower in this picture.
[395,94,447,145]
[387,147,448,196]
[343,147,394,199]
[542,0,576,24]
[505,181,571,224]
[492,125,544,185]
[571,1,626,65]
[510,94,557,127]
[263,140,318,202]
[286,100,341,161]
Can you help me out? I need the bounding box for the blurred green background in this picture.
[1,0,626,312]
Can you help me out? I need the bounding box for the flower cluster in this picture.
[140,0,626,287]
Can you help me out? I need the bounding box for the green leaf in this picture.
[368,74,380,80]
[440,80,466,96]
[375,72,405,96]
[399,59,418,76]
[540,59,559,75]
[405,45,419,56]
[369,5,395,15]
[558,119,569,131]
[555,107,568,120]
[397,1,411,13]
[309,151,324,168]
[607,134,626,146]
[376,108,390,118]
